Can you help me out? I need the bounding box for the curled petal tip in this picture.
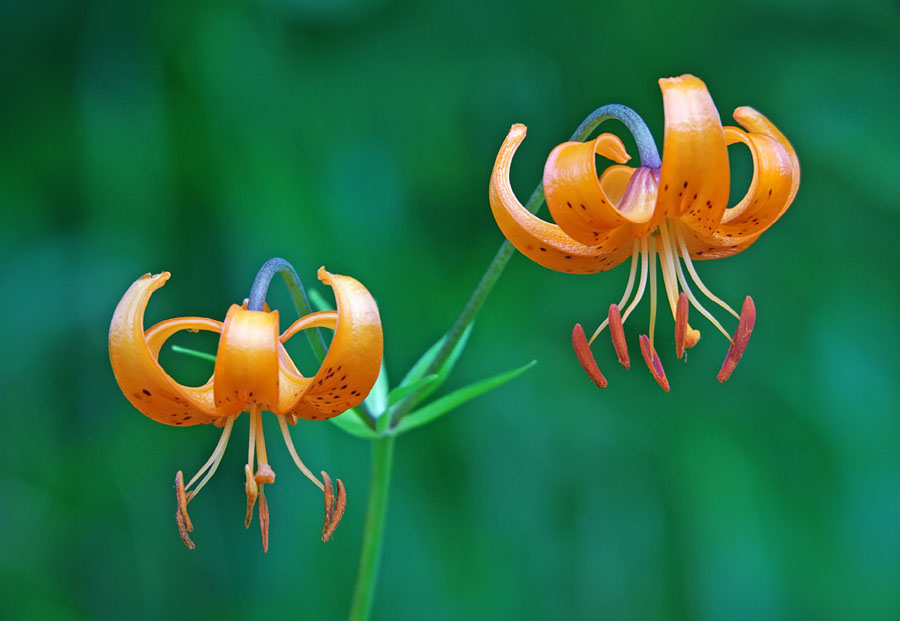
[717,296,756,382]
[639,335,669,392]
[572,324,607,388]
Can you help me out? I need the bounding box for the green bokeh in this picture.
[2,0,899,619]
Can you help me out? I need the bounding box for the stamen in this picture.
[276,414,325,491]
[572,323,607,388]
[174,470,195,550]
[245,406,260,528]
[259,486,270,553]
[648,237,659,348]
[588,240,640,346]
[321,471,347,543]
[185,415,236,502]
[673,223,740,320]
[621,237,650,323]
[669,226,733,343]
[718,296,756,382]
[607,304,630,369]
[254,413,276,485]
[252,410,274,551]
[639,334,670,392]
[656,220,681,318]
[675,292,689,359]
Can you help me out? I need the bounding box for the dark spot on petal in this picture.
[142,389,151,396]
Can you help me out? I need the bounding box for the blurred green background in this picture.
[2,0,899,619]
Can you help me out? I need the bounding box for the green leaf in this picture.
[400,323,473,387]
[308,287,334,312]
[364,361,390,418]
[395,323,474,411]
[171,344,216,363]
[387,374,438,407]
[393,359,537,435]
[329,409,377,439]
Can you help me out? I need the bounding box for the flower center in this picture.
[578,207,756,390]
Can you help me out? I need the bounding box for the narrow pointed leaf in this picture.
[364,361,390,419]
[395,324,474,414]
[329,408,377,439]
[388,374,438,407]
[393,359,537,435]
[400,323,473,388]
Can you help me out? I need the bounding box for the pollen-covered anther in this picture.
[572,324,607,388]
[258,487,270,554]
[639,334,670,392]
[321,471,347,543]
[174,470,195,550]
[608,304,630,369]
[244,464,259,528]
[675,293,689,359]
[718,296,756,382]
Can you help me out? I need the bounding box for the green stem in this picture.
[390,105,652,428]
[348,436,395,621]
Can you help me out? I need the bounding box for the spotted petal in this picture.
[543,133,643,244]
[279,268,383,421]
[655,75,731,239]
[677,107,798,259]
[109,273,222,426]
[489,124,634,274]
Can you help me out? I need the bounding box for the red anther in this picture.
[572,324,607,388]
[608,304,630,369]
[174,470,195,550]
[639,334,670,392]
[717,296,756,382]
[675,292,689,359]
[259,487,270,554]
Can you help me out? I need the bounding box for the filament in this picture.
[673,223,740,320]
[588,239,640,345]
[277,415,325,491]
[621,237,650,323]
[254,409,270,468]
[247,404,260,472]
[656,220,681,318]
[668,226,733,342]
[185,414,235,502]
[648,236,658,347]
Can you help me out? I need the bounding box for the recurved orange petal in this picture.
[489,124,634,274]
[275,311,337,414]
[283,268,382,421]
[676,111,797,260]
[213,306,280,415]
[109,273,222,426]
[655,75,730,239]
[544,133,638,244]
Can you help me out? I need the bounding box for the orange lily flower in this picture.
[109,266,383,550]
[489,74,799,390]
